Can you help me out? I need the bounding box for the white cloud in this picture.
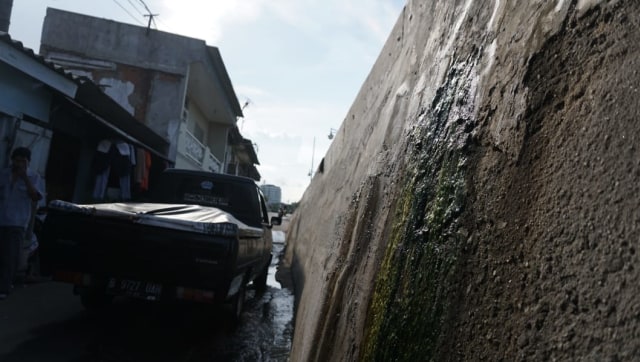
[157,0,268,42]
[10,0,404,203]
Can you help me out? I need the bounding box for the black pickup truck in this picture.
[40,169,276,318]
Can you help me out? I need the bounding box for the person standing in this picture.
[0,147,42,300]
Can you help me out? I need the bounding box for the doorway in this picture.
[45,131,81,203]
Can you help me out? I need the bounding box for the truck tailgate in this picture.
[41,211,236,290]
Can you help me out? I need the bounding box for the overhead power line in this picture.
[111,0,145,26]
[112,0,161,32]
[125,0,146,18]
[136,0,159,33]
[137,0,153,15]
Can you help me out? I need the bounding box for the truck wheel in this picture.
[229,285,245,324]
[253,262,269,295]
[80,289,113,310]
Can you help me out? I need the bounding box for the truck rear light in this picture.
[54,271,91,286]
[176,286,215,303]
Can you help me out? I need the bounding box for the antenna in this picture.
[138,0,158,34]
[144,13,158,34]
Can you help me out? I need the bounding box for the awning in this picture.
[0,32,171,162]
[74,79,170,159]
[63,94,171,163]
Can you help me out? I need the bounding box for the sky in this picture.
[9,0,405,203]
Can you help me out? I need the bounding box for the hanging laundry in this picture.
[134,148,152,192]
[92,139,134,201]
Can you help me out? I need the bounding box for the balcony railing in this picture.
[177,124,222,172]
[206,152,221,173]
[184,129,204,164]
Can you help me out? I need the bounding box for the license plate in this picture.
[107,277,163,301]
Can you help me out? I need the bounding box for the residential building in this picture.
[0,31,169,203]
[39,8,260,180]
[227,126,260,180]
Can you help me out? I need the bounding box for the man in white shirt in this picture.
[0,147,43,300]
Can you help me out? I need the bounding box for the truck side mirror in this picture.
[270,216,282,226]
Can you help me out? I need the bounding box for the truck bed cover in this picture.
[48,200,264,238]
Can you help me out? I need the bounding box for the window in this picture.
[152,173,262,227]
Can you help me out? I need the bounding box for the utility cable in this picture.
[112,0,145,26]
[125,0,146,18]
[137,0,158,31]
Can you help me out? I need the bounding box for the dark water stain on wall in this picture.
[362,53,478,361]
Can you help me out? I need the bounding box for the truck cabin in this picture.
[149,169,270,229]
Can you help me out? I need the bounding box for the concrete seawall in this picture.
[284,1,640,361]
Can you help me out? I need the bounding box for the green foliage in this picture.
[267,202,298,213]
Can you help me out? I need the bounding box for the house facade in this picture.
[0,31,169,203]
[39,8,260,180]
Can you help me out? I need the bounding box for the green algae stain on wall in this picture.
[361,59,477,361]
[362,151,466,361]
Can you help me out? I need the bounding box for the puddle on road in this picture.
[263,230,294,360]
[267,231,287,290]
[204,230,294,361]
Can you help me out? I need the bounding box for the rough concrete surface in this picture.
[284,0,640,361]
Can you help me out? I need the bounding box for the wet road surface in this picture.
[0,231,293,362]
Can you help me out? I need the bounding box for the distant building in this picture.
[260,184,281,207]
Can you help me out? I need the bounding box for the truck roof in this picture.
[161,169,258,185]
